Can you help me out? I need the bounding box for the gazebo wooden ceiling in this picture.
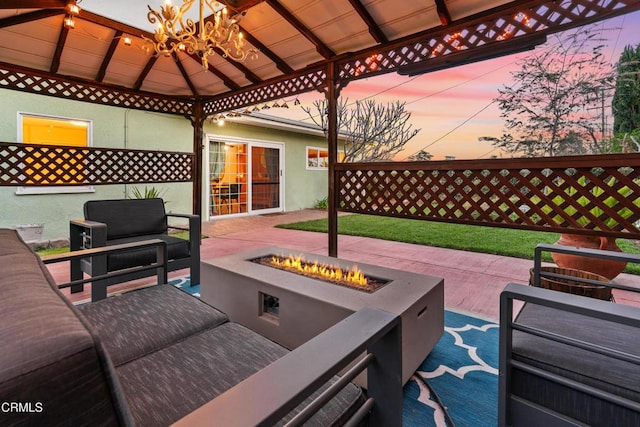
[2,0,639,118]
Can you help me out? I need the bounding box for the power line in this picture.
[402,100,497,160]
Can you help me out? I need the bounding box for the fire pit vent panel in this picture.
[251,254,390,293]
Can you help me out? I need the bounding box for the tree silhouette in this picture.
[612,44,640,135]
[303,98,420,162]
[407,150,433,161]
[493,27,615,157]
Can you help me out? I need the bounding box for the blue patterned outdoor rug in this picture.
[170,277,499,427]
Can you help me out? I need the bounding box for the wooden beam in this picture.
[96,30,122,82]
[75,9,156,40]
[173,53,199,97]
[239,25,294,74]
[397,34,547,76]
[0,0,66,8]
[433,0,452,25]
[191,101,205,216]
[347,0,388,43]
[185,53,241,91]
[212,47,262,83]
[50,22,69,74]
[265,0,334,59]
[134,56,158,91]
[225,0,265,11]
[0,9,62,28]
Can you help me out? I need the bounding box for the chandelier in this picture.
[144,0,258,68]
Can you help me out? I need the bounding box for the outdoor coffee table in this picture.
[200,246,444,387]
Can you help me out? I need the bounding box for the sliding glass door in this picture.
[208,137,282,217]
[251,145,281,212]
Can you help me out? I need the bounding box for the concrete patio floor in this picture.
[53,209,640,320]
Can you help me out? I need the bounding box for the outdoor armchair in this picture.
[499,244,640,426]
[70,198,200,301]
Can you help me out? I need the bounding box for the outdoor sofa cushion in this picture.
[79,284,363,426]
[0,229,133,426]
[77,284,229,366]
[117,322,363,426]
[511,302,640,426]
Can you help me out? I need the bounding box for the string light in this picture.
[63,0,80,28]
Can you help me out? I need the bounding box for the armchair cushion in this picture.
[105,234,190,271]
[509,300,640,426]
[84,198,168,239]
[513,303,640,400]
[78,285,229,366]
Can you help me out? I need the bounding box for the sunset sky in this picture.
[267,10,640,161]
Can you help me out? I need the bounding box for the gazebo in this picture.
[2,0,640,255]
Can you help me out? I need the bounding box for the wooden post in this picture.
[191,102,204,217]
[326,62,339,257]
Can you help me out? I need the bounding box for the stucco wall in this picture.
[0,89,329,243]
[0,89,193,242]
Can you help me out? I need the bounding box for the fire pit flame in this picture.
[271,255,368,287]
[251,253,390,293]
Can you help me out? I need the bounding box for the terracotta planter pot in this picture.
[551,233,627,280]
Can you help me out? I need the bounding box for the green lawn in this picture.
[277,214,640,275]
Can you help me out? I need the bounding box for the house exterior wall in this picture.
[0,89,328,243]
[203,120,329,215]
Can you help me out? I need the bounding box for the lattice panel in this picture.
[337,154,640,239]
[0,65,193,116]
[0,142,193,186]
[340,0,639,79]
[204,68,327,115]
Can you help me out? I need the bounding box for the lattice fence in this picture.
[0,142,193,186]
[204,68,327,116]
[0,65,193,116]
[339,0,638,80]
[337,154,640,239]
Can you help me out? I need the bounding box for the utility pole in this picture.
[587,84,613,146]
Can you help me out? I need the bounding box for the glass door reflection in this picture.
[210,141,247,216]
[251,146,280,211]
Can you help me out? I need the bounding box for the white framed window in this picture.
[16,112,95,195]
[306,146,344,170]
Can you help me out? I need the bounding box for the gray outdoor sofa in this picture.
[0,228,402,426]
[499,244,640,426]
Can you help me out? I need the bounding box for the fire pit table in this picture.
[200,247,444,387]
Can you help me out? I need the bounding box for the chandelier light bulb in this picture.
[144,0,258,69]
